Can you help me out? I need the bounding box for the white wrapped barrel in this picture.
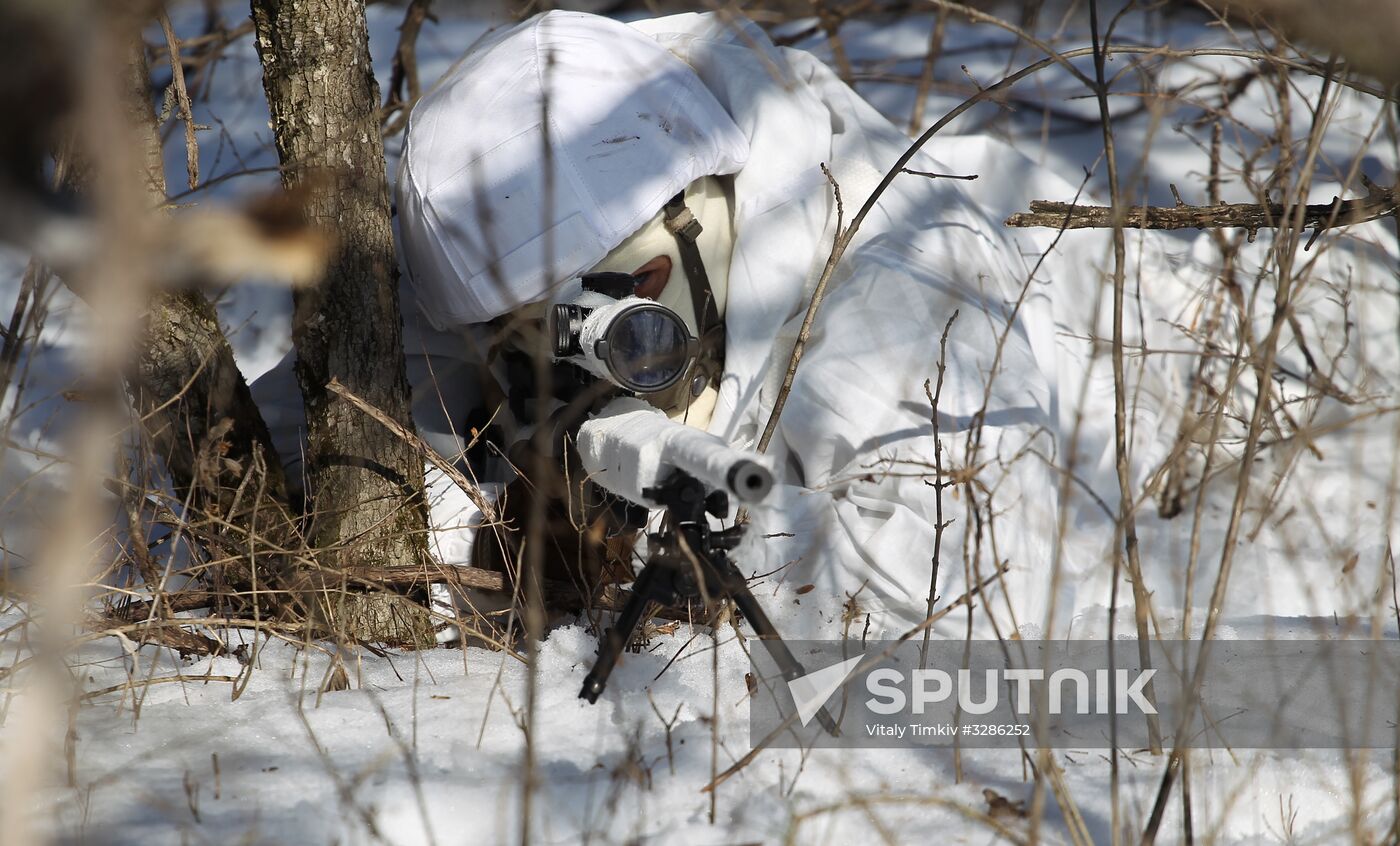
[576,397,774,507]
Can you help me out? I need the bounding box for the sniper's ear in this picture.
[631,254,672,300]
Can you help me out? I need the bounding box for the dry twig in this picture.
[381,0,436,136]
[158,10,200,190]
[1005,178,1398,241]
[1086,0,1162,767]
[326,377,496,520]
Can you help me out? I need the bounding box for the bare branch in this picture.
[901,167,978,181]
[1005,181,1398,237]
[158,10,200,190]
[381,0,435,136]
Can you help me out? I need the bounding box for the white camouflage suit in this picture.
[256,10,1189,641]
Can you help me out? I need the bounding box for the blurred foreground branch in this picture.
[1205,0,1400,84]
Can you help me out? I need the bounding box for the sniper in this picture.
[252,10,1184,692]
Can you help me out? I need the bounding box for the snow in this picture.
[3,2,1400,844]
[8,606,1393,843]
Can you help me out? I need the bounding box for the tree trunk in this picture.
[117,36,303,609]
[250,0,434,645]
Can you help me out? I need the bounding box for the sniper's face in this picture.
[496,176,736,429]
[496,248,713,425]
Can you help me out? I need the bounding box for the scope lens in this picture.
[604,306,692,392]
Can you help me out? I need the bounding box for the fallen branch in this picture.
[349,563,516,595]
[100,560,707,637]
[85,612,227,658]
[1004,179,1398,241]
[107,590,221,623]
[357,564,705,623]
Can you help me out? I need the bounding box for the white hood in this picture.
[396,11,749,327]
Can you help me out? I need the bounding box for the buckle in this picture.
[663,205,703,242]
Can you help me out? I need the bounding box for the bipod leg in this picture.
[717,560,841,737]
[580,563,671,703]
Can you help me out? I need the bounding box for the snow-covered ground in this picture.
[3,2,1399,843]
